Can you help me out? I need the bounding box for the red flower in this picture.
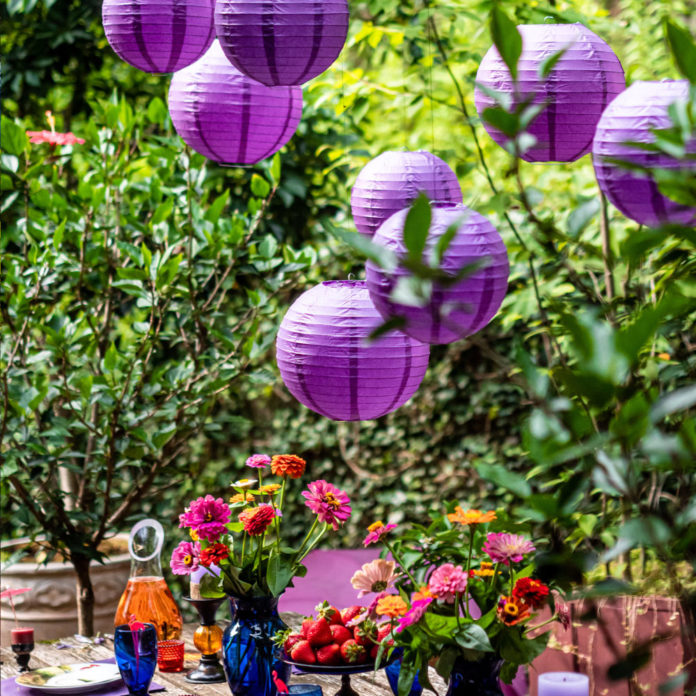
[200,542,230,567]
[26,130,85,146]
[239,504,278,536]
[512,577,550,609]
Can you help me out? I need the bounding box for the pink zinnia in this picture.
[396,597,432,633]
[179,495,231,542]
[302,480,351,530]
[427,563,468,603]
[362,521,397,547]
[170,541,201,575]
[483,533,536,565]
[246,453,271,469]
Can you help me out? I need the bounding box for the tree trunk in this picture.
[73,555,95,637]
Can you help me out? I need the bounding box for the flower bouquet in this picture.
[350,507,565,696]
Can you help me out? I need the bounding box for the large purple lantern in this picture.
[276,280,430,421]
[475,23,625,162]
[593,80,696,228]
[351,151,463,238]
[103,0,215,73]
[366,205,509,345]
[215,0,349,86]
[168,41,302,165]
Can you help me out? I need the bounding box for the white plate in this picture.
[15,663,123,694]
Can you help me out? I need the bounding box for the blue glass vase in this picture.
[445,655,504,696]
[114,624,158,696]
[222,596,291,696]
[385,648,423,696]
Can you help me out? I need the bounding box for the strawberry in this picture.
[377,624,393,645]
[329,624,353,645]
[315,600,343,626]
[283,633,304,654]
[341,605,363,625]
[301,617,314,638]
[316,643,342,666]
[370,644,379,660]
[290,640,316,665]
[305,618,333,647]
[353,619,377,647]
[340,639,367,665]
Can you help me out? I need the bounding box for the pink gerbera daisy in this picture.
[350,559,396,597]
[482,532,536,565]
[170,541,201,575]
[302,480,351,530]
[427,563,468,604]
[179,495,231,542]
[363,521,398,547]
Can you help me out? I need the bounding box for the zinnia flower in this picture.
[554,595,570,630]
[239,504,279,536]
[447,507,497,526]
[512,577,549,609]
[496,595,531,626]
[229,492,255,504]
[246,454,271,469]
[483,532,535,565]
[363,520,397,547]
[351,559,396,597]
[200,542,229,567]
[396,597,432,633]
[170,541,201,575]
[427,563,468,604]
[231,478,256,489]
[472,562,496,578]
[376,595,409,618]
[302,480,351,530]
[258,484,281,496]
[411,586,433,602]
[271,454,306,479]
[179,495,231,542]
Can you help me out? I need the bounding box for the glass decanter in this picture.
[114,519,183,640]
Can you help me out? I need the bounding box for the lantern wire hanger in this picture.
[424,0,436,155]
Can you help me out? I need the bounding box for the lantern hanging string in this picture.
[425,0,436,154]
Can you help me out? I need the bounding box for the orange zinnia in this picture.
[229,492,255,504]
[271,454,306,479]
[447,507,497,525]
[412,586,433,602]
[376,595,409,618]
[258,483,281,495]
[496,596,531,626]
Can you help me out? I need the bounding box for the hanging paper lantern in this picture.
[593,80,696,228]
[276,280,430,421]
[102,0,215,73]
[350,151,463,238]
[168,41,302,165]
[366,205,509,345]
[214,0,349,86]
[475,23,625,162]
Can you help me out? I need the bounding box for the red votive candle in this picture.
[11,627,34,644]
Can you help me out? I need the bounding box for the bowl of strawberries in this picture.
[280,602,395,674]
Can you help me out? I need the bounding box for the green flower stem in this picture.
[294,516,321,563]
[463,531,475,619]
[241,531,248,568]
[275,478,288,552]
[488,563,501,590]
[295,523,328,567]
[455,591,462,629]
[524,613,558,636]
[383,539,418,587]
[258,469,263,489]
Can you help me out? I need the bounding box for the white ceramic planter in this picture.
[0,537,130,644]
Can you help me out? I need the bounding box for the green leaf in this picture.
[53,218,66,250]
[476,462,532,498]
[151,198,173,225]
[481,107,519,137]
[664,19,696,83]
[651,384,696,422]
[270,153,281,185]
[403,193,431,262]
[103,343,118,372]
[251,173,271,198]
[538,45,570,79]
[490,7,522,81]
[567,198,600,238]
[1,116,28,156]
[259,235,278,259]
[266,553,295,596]
[205,191,229,223]
[146,97,168,124]
[453,623,493,652]
[327,221,397,271]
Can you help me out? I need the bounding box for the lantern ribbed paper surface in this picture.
[366,205,509,345]
[103,0,215,73]
[593,80,696,228]
[475,23,625,162]
[168,41,302,165]
[215,0,349,86]
[276,280,430,421]
[351,151,463,238]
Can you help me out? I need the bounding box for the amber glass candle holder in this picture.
[183,596,226,683]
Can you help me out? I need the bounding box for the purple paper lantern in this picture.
[168,41,302,165]
[475,23,625,162]
[351,151,463,238]
[593,80,696,228]
[102,0,215,73]
[366,205,509,345]
[215,0,349,86]
[276,280,430,421]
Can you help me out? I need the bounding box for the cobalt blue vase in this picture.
[221,596,291,696]
[445,655,504,696]
[385,648,423,696]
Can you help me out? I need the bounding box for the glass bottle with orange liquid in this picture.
[114,519,183,640]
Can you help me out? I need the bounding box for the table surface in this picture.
[0,617,447,696]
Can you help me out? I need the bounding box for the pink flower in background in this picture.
[483,533,535,565]
[350,559,396,597]
[246,453,271,469]
[428,563,468,603]
[396,597,432,633]
[302,480,351,530]
[179,495,231,542]
[362,521,397,547]
[170,540,201,575]
[26,111,84,146]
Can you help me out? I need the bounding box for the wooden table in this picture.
[0,618,445,696]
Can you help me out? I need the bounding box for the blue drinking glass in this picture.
[114,624,158,696]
